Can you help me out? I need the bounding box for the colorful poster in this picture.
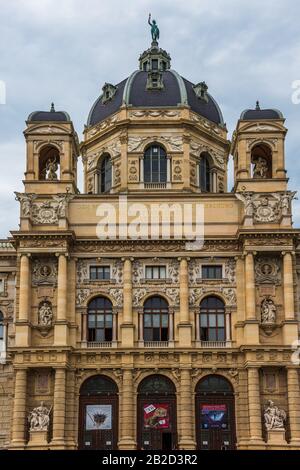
[86,404,112,430]
[143,403,170,429]
[201,404,228,429]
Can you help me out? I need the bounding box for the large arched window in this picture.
[143,296,169,342]
[0,312,3,341]
[97,154,112,193]
[200,296,225,342]
[199,152,212,192]
[144,144,167,183]
[88,297,113,342]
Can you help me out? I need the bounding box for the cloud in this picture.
[0,0,300,237]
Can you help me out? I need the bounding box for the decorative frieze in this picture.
[32,258,58,286]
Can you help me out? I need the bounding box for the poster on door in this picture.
[200,404,228,429]
[143,403,170,429]
[86,404,112,430]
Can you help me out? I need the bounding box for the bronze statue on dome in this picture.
[148,14,160,42]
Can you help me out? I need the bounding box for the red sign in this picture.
[143,403,170,429]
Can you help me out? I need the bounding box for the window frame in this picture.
[201,264,223,280]
[144,144,167,183]
[89,265,111,281]
[143,296,169,342]
[0,312,4,341]
[87,297,113,343]
[199,297,226,342]
[145,265,167,280]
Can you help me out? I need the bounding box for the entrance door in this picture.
[78,375,118,450]
[196,375,236,450]
[137,375,177,450]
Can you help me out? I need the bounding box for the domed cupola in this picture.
[27,103,71,122]
[87,17,225,128]
[240,101,284,121]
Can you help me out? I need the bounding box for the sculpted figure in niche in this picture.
[253,157,268,179]
[261,298,276,324]
[28,402,51,431]
[46,157,58,180]
[38,301,53,326]
[264,400,286,431]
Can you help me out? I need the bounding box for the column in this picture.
[57,254,68,321]
[140,156,144,183]
[119,369,135,449]
[52,368,66,447]
[225,311,231,343]
[11,369,27,447]
[112,311,118,342]
[247,368,263,443]
[283,252,295,320]
[121,258,134,347]
[245,253,256,320]
[178,258,192,347]
[179,369,196,450]
[212,170,217,193]
[179,258,189,323]
[169,310,174,342]
[287,368,300,444]
[18,254,30,321]
[167,156,171,183]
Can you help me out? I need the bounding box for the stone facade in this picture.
[0,36,300,451]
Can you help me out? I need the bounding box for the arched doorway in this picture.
[137,375,177,450]
[79,375,118,450]
[195,375,236,450]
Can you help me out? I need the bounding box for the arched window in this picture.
[97,154,112,193]
[138,375,176,395]
[200,296,225,342]
[143,296,169,342]
[251,143,272,179]
[144,144,167,183]
[88,297,113,342]
[199,152,212,192]
[0,312,3,341]
[39,145,60,180]
[80,375,118,396]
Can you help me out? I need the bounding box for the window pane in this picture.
[161,327,168,341]
[105,315,113,327]
[208,328,217,341]
[160,266,166,278]
[161,314,168,328]
[153,267,159,279]
[88,314,96,328]
[145,267,152,279]
[153,328,160,341]
[209,314,216,327]
[95,329,105,342]
[0,325,3,340]
[217,328,225,341]
[97,315,104,328]
[144,314,152,327]
[152,314,160,328]
[200,314,208,327]
[217,314,225,327]
[200,327,208,341]
[105,328,113,342]
[144,328,152,341]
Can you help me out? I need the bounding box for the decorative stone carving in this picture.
[87,115,119,138]
[15,192,37,217]
[236,193,281,223]
[280,191,297,216]
[45,157,58,180]
[128,159,139,182]
[87,142,121,170]
[133,288,148,307]
[38,301,53,327]
[114,162,121,186]
[128,135,183,153]
[31,194,73,225]
[76,289,90,306]
[168,260,179,284]
[111,260,123,284]
[132,260,144,285]
[225,259,236,284]
[189,287,204,305]
[246,137,278,152]
[165,288,180,305]
[32,259,58,286]
[222,288,237,306]
[255,256,280,284]
[129,110,180,119]
[28,402,51,432]
[109,288,123,305]
[172,160,182,181]
[190,140,226,169]
[189,260,201,284]
[77,260,89,284]
[264,400,286,431]
[261,298,276,324]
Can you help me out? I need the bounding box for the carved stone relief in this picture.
[32,258,58,286]
[255,256,280,284]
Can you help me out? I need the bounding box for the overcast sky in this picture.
[0,0,300,238]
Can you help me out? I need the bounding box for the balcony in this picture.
[143,341,171,348]
[144,182,167,190]
[85,341,117,349]
[198,341,232,349]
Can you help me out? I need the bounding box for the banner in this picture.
[86,404,112,430]
[143,403,170,429]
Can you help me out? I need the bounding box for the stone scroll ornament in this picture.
[264,400,286,431]
[28,402,51,432]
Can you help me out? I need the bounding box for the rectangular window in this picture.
[201,265,222,280]
[145,266,167,280]
[90,266,110,280]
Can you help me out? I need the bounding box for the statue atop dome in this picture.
[148,13,160,43]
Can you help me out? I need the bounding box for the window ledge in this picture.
[142,341,174,348]
[84,341,118,349]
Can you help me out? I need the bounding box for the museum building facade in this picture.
[0,33,300,450]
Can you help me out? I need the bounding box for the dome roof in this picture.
[240,101,283,121]
[28,103,70,122]
[88,71,224,127]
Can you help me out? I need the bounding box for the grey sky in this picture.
[0,0,300,238]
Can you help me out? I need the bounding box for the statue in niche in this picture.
[38,301,53,326]
[253,157,268,179]
[46,157,58,180]
[264,400,286,431]
[261,298,277,324]
[28,402,51,432]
